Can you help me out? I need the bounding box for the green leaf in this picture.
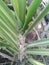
[26,49,49,56]
[7,47,16,54]
[0,38,9,47]
[12,0,26,24]
[0,38,17,53]
[0,18,18,41]
[1,48,14,56]
[0,0,19,50]
[0,11,19,38]
[0,42,15,54]
[12,0,19,17]
[18,0,26,24]
[0,27,18,51]
[27,58,44,65]
[0,0,22,29]
[24,3,49,36]
[23,0,42,30]
[0,21,17,46]
[11,0,23,28]
[26,38,49,48]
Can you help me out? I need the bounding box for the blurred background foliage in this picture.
[3,0,11,4]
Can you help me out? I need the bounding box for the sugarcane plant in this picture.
[0,0,49,65]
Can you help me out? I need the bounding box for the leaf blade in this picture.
[26,38,49,48]
[27,58,44,65]
[26,49,49,56]
[24,2,49,36]
[23,0,42,30]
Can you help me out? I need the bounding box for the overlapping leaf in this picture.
[26,49,49,56]
[24,2,49,36]
[18,0,26,24]
[0,0,20,51]
[23,0,42,30]
[27,58,44,65]
[0,38,16,53]
[12,0,26,24]
[26,38,49,48]
[0,0,22,29]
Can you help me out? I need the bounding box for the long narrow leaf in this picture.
[12,0,26,24]
[26,38,49,48]
[0,52,15,61]
[0,43,16,54]
[0,11,19,37]
[0,28,18,51]
[24,3,49,36]
[0,37,18,51]
[0,18,18,41]
[23,0,42,30]
[0,0,22,29]
[26,49,49,56]
[2,48,14,56]
[12,0,19,17]
[11,0,23,28]
[0,39,9,47]
[18,0,26,23]
[27,58,44,65]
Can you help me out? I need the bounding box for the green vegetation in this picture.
[0,0,49,65]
